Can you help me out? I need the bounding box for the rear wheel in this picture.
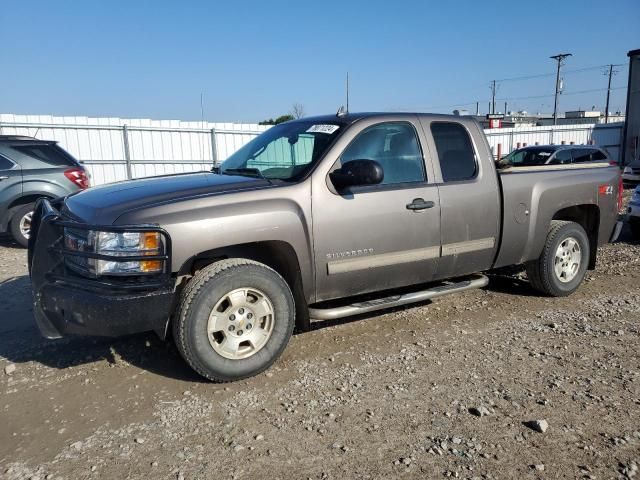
[173,259,295,382]
[526,220,589,297]
[10,203,35,248]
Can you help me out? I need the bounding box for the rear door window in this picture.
[11,144,78,167]
[430,122,477,181]
[571,148,593,163]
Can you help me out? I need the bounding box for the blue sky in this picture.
[1,0,638,122]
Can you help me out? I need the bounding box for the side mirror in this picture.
[329,159,384,190]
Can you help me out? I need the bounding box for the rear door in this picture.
[0,154,22,225]
[311,117,441,301]
[419,119,501,279]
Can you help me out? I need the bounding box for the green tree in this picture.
[259,114,294,125]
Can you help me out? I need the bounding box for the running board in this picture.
[308,274,489,321]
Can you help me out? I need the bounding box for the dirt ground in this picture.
[1,193,639,480]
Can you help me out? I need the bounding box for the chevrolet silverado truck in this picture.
[28,113,623,382]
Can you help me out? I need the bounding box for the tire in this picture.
[526,220,590,297]
[10,203,35,248]
[173,258,295,382]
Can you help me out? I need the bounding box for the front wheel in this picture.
[10,203,35,248]
[526,220,590,297]
[173,259,295,382]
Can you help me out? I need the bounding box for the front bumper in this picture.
[29,199,175,339]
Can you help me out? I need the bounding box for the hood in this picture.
[63,172,270,224]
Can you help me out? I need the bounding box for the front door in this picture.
[311,118,441,302]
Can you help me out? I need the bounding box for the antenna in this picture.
[346,72,350,113]
[200,92,206,161]
[336,105,347,117]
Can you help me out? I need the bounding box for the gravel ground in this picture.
[1,192,639,480]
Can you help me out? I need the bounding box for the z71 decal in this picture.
[598,184,613,195]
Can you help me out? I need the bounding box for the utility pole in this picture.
[475,101,479,115]
[604,64,622,123]
[504,102,507,115]
[490,80,497,114]
[550,53,572,125]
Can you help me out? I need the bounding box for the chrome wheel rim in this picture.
[554,237,581,283]
[19,211,33,239]
[207,287,275,360]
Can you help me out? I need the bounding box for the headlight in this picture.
[624,166,632,173]
[64,228,165,276]
[632,189,640,203]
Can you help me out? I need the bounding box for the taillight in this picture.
[64,167,90,190]
[618,174,623,211]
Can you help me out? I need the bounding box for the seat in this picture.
[381,131,423,184]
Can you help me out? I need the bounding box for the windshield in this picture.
[504,147,556,166]
[220,120,344,180]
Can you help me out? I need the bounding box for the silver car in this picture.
[0,135,89,246]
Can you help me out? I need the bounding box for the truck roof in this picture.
[297,111,475,124]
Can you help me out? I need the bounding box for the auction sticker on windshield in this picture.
[307,124,340,134]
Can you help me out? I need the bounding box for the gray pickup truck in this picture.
[28,112,623,382]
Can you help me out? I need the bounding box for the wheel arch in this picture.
[171,240,310,335]
[2,193,56,231]
[552,204,600,269]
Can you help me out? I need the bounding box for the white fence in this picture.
[0,114,268,185]
[0,114,624,186]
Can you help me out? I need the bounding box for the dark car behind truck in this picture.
[28,113,622,382]
[0,135,89,246]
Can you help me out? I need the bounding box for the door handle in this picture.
[406,198,435,211]
[0,176,8,181]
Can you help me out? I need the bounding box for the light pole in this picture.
[550,53,572,125]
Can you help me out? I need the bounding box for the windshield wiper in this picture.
[221,167,270,181]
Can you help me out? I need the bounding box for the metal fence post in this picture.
[210,128,218,167]
[122,124,132,180]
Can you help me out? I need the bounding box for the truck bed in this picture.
[494,163,620,269]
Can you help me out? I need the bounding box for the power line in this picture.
[387,86,627,113]
[495,63,627,83]
[496,86,626,102]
